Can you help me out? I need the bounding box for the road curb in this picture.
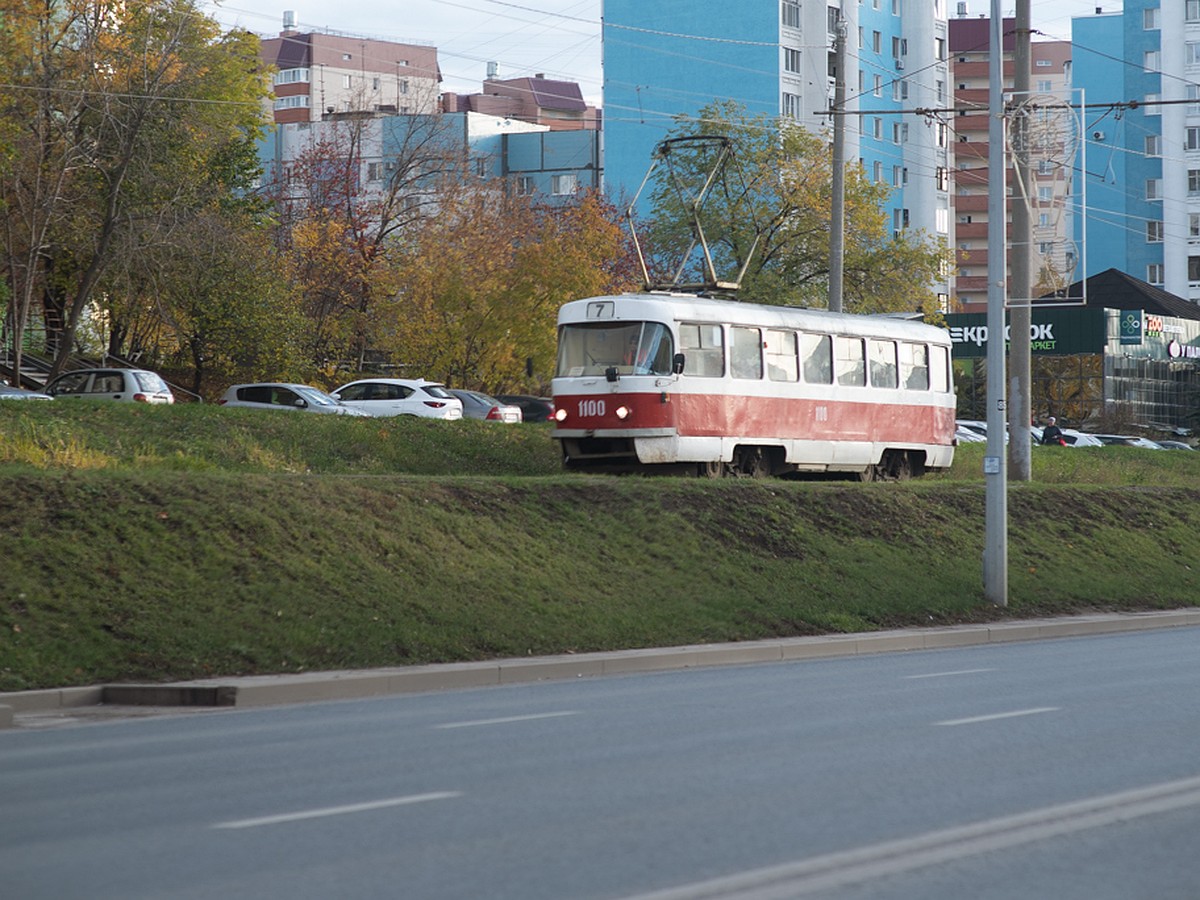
[4,609,1199,727]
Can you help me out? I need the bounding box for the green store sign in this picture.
[944,308,1107,358]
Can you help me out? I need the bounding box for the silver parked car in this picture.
[217,383,369,416]
[0,383,53,400]
[44,368,174,404]
[448,389,522,423]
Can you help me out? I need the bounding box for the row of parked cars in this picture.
[0,367,555,424]
[955,419,1195,450]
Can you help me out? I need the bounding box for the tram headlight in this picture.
[553,407,568,422]
[615,405,631,420]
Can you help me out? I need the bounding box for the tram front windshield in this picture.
[556,321,674,377]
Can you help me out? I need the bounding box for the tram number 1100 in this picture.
[576,399,606,417]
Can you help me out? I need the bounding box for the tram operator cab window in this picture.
[730,326,763,380]
[834,336,866,386]
[930,345,950,392]
[680,323,724,377]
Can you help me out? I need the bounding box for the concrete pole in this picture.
[985,0,1008,606]
[829,16,847,314]
[1008,0,1033,481]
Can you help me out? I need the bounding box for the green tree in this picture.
[645,100,952,316]
[0,0,271,378]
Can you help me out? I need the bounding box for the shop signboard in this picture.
[944,308,1107,358]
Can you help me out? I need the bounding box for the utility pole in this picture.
[1008,0,1033,482]
[829,14,847,314]
[985,0,1008,606]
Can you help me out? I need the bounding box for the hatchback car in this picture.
[44,368,174,404]
[331,378,463,419]
[0,383,53,400]
[448,390,522,423]
[217,383,369,416]
[496,394,555,423]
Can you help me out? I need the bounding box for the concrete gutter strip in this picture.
[4,610,1199,727]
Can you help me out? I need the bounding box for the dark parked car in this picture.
[496,395,555,423]
[448,390,522,423]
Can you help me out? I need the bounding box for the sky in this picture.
[200,0,1122,104]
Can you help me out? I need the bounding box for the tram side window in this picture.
[765,330,799,381]
[868,339,898,388]
[801,333,832,384]
[680,323,724,377]
[900,342,929,390]
[930,344,950,392]
[835,336,866,386]
[730,326,763,380]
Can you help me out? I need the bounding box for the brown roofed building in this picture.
[444,71,599,131]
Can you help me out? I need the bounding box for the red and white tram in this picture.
[551,292,956,479]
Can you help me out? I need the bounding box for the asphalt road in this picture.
[3,627,1200,900]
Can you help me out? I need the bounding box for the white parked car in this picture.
[44,368,174,404]
[0,383,52,400]
[331,378,463,420]
[217,383,368,416]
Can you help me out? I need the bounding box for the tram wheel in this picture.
[733,446,771,478]
[698,460,726,478]
[880,450,913,481]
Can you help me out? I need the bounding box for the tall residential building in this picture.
[602,0,952,305]
[948,15,1072,312]
[1072,2,1200,302]
[259,14,441,124]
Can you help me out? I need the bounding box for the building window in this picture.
[874,117,883,139]
[399,79,409,95]
[1189,43,1200,66]
[1038,186,1053,202]
[782,92,801,118]
[342,74,352,89]
[552,173,577,195]
[874,161,883,182]
[1148,221,1164,242]
[936,80,945,103]
[937,123,947,147]
[1189,84,1200,114]
[893,208,909,231]
[1145,7,1161,28]
[1147,179,1162,200]
[1146,135,1162,157]
[874,74,882,97]
[274,67,311,85]
[515,175,536,195]
[936,207,949,234]
[367,162,381,181]
[1145,93,1161,116]
[272,95,310,110]
[1144,50,1161,71]
[1148,263,1164,284]
[893,122,908,143]
[782,0,801,28]
[1190,256,1200,281]
[1189,0,1200,21]
[1037,79,1053,92]
[474,158,489,178]
[936,166,948,191]
[1191,213,1200,238]
[1038,159,1055,175]
[1189,128,1200,151]
[872,30,881,53]
[784,47,801,73]
[1039,212,1051,227]
[892,165,903,186]
[1035,59,1052,67]
[1190,170,1200,195]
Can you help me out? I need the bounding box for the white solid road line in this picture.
[903,668,996,679]
[212,792,462,830]
[621,774,1200,899]
[935,707,1060,726]
[432,711,580,729]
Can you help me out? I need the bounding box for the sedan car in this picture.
[448,390,522,423]
[44,368,174,404]
[331,378,463,420]
[496,395,555,423]
[1092,434,1165,449]
[0,383,53,400]
[217,383,369,416]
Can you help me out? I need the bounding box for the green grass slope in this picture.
[2,403,1197,691]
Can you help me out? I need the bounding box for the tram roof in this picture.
[559,292,948,341]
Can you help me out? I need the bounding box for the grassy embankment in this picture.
[1,401,1197,692]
